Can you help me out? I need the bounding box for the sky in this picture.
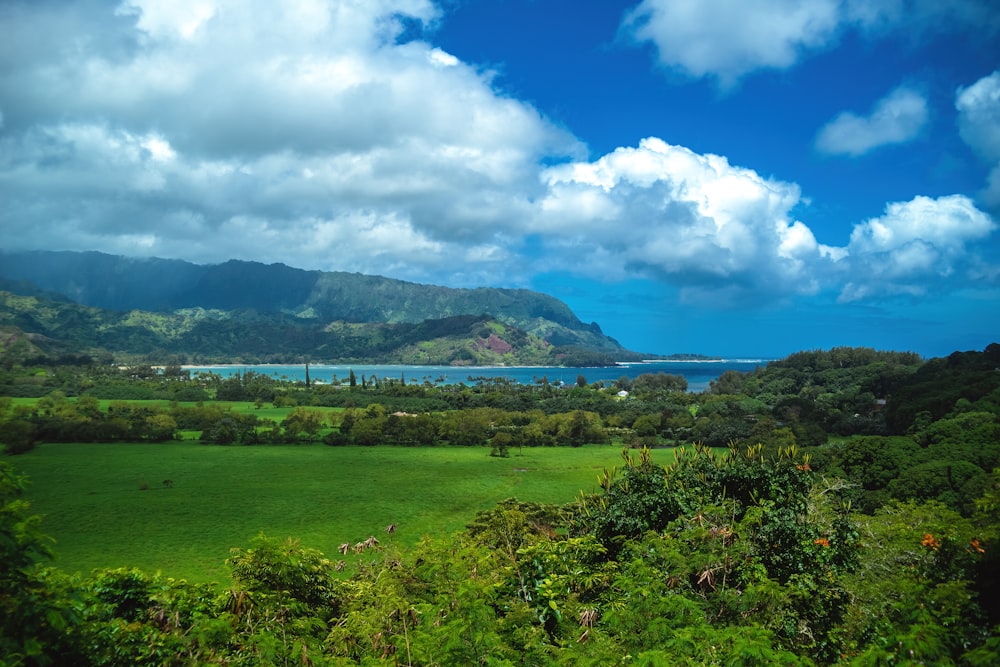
[0,0,998,358]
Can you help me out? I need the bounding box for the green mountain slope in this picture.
[0,291,621,366]
[0,250,623,353]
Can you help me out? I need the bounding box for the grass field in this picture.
[9,443,679,584]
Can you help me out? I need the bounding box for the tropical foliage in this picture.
[2,445,997,665]
[2,343,999,664]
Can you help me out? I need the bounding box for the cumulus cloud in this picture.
[533,139,996,305]
[815,86,929,156]
[956,70,1000,207]
[838,195,997,301]
[0,0,995,310]
[0,0,581,285]
[621,0,1000,87]
[536,138,840,302]
[621,0,840,87]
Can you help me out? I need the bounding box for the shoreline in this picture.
[182,358,770,370]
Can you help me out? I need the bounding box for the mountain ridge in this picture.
[0,290,631,367]
[0,249,616,346]
[0,249,645,364]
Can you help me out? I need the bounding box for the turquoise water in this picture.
[184,359,769,392]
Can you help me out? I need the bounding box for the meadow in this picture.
[12,442,678,584]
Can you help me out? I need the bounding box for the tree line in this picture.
[4,344,1000,520]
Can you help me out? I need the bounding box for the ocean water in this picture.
[184,359,770,393]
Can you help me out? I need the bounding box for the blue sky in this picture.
[1,0,998,358]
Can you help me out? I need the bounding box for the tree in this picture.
[1,462,83,664]
[633,372,688,394]
[144,413,178,442]
[710,369,745,395]
[632,413,660,437]
[201,413,262,445]
[553,410,606,447]
[281,408,326,442]
[227,534,338,607]
[349,411,388,446]
[383,412,438,446]
[1,415,37,454]
[580,448,679,556]
[438,408,494,446]
[490,431,513,457]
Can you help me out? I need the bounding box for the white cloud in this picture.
[116,0,218,40]
[428,48,459,67]
[956,70,1000,207]
[815,86,929,156]
[535,139,996,304]
[848,195,993,252]
[0,0,579,286]
[621,0,1000,87]
[839,195,997,301]
[537,138,834,299]
[621,0,840,87]
[0,1,994,309]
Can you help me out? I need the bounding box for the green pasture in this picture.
[10,443,679,585]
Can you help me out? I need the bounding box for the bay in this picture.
[184,359,770,392]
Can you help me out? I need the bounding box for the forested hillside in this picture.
[2,344,998,665]
[0,250,624,353]
[0,290,621,366]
